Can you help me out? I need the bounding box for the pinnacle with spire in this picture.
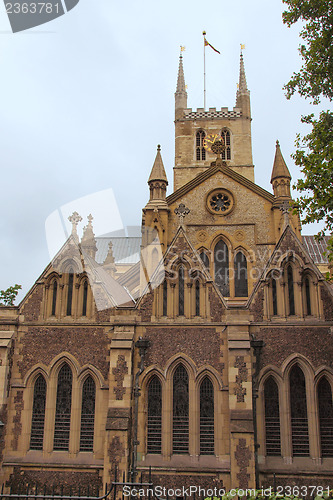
[271,140,292,200]
[175,53,187,113]
[146,145,168,206]
[236,52,251,118]
[148,145,168,184]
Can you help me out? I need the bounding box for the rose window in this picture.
[206,189,234,215]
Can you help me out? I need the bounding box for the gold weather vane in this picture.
[240,43,246,52]
[180,45,186,52]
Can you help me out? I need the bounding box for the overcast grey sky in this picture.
[0,0,324,301]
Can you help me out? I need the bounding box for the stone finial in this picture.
[81,214,97,259]
[103,240,116,278]
[148,145,168,184]
[68,211,82,238]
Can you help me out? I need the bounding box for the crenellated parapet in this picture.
[181,107,242,121]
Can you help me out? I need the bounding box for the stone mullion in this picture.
[59,284,65,318]
[280,281,286,318]
[44,377,57,455]
[188,377,196,456]
[280,378,292,463]
[74,282,80,319]
[70,377,80,456]
[306,377,321,463]
[163,378,172,459]
[201,282,206,318]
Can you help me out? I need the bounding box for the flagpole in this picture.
[203,31,206,110]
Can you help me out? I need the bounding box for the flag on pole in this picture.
[203,32,220,54]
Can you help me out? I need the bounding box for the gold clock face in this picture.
[203,134,225,153]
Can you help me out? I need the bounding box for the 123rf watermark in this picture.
[123,485,333,498]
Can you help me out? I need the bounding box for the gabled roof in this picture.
[302,235,330,264]
[166,161,274,205]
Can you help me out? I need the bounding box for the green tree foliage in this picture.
[0,284,22,306]
[283,0,333,268]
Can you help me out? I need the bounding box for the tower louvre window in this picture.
[196,130,206,161]
[200,377,214,455]
[80,376,95,452]
[214,240,229,297]
[234,251,248,297]
[221,129,231,160]
[147,376,162,454]
[264,376,281,456]
[318,377,333,457]
[54,364,72,451]
[290,365,309,456]
[173,365,189,454]
[30,375,47,450]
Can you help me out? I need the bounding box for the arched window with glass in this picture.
[200,377,214,455]
[147,376,162,454]
[66,268,74,316]
[51,279,58,316]
[173,365,189,454]
[318,377,333,457]
[178,266,185,316]
[30,375,47,450]
[234,251,248,297]
[287,265,295,316]
[304,276,312,316]
[196,130,206,161]
[290,365,309,456]
[214,240,229,296]
[82,280,88,317]
[163,280,168,316]
[54,364,73,451]
[80,376,96,452]
[264,376,281,456]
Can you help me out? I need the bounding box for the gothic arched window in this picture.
[290,365,309,456]
[196,130,206,161]
[163,280,168,316]
[30,375,47,450]
[304,277,311,316]
[195,280,200,316]
[82,280,88,317]
[214,240,229,296]
[287,265,295,316]
[272,278,278,316]
[264,376,281,456]
[178,266,185,316]
[234,251,248,297]
[51,280,58,316]
[318,377,333,457]
[173,365,189,454]
[221,129,231,160]
[147,376,162,454]
[200,377,214,455]
[79,376,96,452]
[66,269,74,316]
[54,364,73,450]
[200,251,210,272]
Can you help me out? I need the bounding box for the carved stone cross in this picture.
[68,211,82,236]
[174,203,190,225]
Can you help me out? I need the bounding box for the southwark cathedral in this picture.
[0,53,332,493]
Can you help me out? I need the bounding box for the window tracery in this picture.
[221,129,231,160]
[200,377,214,455]
[147,376,162,454]
[79,376,96,452]
[54,364,73,451]
[290,365,309,456]
[264,376,281,456]
[173,365,189,454]
[214,240,229,296]
[30,375,47,451]
[234,251,248,297]
[196,130,206,161]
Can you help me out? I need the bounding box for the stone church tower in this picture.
[0,52,332,494]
